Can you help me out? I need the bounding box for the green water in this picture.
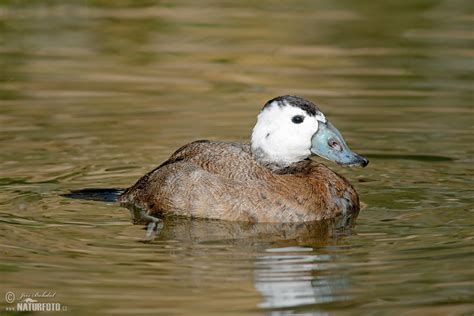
[0,1,473,315]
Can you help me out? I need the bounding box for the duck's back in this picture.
[119,140,359,222]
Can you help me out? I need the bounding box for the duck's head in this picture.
[251,95,369,169]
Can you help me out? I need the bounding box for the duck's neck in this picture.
[250,125,312,170]
[250,146,283,170]
[250,145,308,171]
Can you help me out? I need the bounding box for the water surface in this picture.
[1,1,473,315]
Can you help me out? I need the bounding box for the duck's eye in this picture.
[291,115,304,124]
[328,138,342,151]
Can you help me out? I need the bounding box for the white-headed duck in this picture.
[119,95,368,226]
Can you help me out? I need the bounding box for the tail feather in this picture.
[62,188,125,203]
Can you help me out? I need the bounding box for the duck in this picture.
[119,95,368,226]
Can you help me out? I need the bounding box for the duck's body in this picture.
[119,140,359,223]
[120,96,368,224]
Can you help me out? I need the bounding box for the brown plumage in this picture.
[119,140,360,223]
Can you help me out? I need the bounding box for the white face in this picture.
[251,100,326,168]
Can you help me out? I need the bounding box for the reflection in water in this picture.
[124,204,356,313]
[255,246,349,311]
[127,205,356,244]
[121,198,356,312]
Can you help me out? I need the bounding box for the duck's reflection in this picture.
[129,206,356,243]
[127,207,355,314]
[255,246,350,312]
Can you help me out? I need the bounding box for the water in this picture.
[1,1,473,315]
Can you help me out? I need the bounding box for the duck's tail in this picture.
[61,188,125,203]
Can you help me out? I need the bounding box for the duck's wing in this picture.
[119,158,313,222]
[119,141,273,220]
[158,140,269,181]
